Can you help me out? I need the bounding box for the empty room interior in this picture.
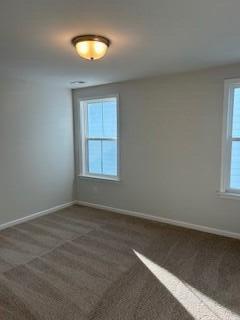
[1,0,240,319]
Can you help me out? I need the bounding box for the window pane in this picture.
[230,141,240,189]
[87,103,103,137]
[88,140,102,174]
[103,100,117,138]
[102,141,117,176]
[232,88,240,138]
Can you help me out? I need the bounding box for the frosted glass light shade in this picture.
[72,35,110,60]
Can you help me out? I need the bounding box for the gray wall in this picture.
[73,64,240,234]
[0,79,74,225]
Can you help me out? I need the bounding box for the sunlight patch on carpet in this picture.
[133,250,240,320]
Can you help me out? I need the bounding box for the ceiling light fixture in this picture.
[71,35,110,61]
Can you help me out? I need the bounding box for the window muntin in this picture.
[80,96,119,180]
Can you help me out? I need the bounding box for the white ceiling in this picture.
[1,0,240,88]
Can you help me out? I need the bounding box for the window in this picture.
[78,96,119,180]
[221,79,240,195]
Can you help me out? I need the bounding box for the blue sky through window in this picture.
[86,98,117,177]
[230,88,240,189]
[232,88,240,138]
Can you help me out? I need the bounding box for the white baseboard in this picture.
[0,201,76,231]
[76,200,240,240]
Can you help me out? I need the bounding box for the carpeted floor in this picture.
[0,205,239,319]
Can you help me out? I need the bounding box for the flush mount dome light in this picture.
[72,35,110,60]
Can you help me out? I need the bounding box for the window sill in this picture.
[217,191,240,200]
[78,174,120,182]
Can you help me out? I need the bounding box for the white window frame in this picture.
[77,95,120,181]
[220,79,240,198]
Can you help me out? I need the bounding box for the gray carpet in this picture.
[0,205,239,319]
